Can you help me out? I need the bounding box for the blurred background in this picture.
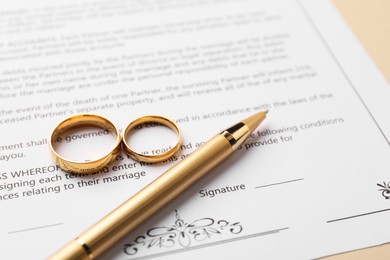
[333,0,390,84]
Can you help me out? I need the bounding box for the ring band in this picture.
[122,115,182,163]
[49,114,122,174]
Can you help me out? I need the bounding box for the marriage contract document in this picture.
[1,0,390,259]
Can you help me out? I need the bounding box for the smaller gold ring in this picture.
[49,114,122,174]
[122,115,182,163]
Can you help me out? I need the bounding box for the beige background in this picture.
[333,0,390,84]
[321,1,390,259]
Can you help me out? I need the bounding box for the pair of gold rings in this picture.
[49,114,182,174]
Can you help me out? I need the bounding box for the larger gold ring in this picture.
[49,114,122,174]
[122,115,182,163]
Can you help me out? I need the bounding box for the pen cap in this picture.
[48,240,88,260]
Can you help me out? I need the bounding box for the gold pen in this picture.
[49,111,267,259]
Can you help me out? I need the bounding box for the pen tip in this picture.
[241,111,267,133]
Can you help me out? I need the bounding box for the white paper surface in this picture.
[1,0,390,259]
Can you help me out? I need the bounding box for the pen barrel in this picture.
[51,134,233,259]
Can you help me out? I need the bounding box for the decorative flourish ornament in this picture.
[377,181,390,199]
[124,210,243,255]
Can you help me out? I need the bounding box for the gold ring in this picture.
[49,114,122,174]
[122,115,182,163]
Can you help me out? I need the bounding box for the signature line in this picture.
[327,208,390,223]
[8,223,63,234]
[254,178,304,189]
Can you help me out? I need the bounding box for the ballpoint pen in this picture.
[49,110,268,259]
